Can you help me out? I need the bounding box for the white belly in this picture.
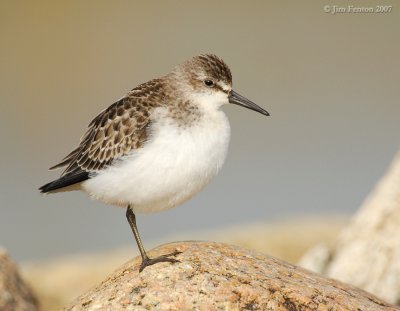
[82,111,231,213]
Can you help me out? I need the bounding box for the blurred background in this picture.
[1,0,399,263]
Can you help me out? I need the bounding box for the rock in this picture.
[64,241,398,311]
[298,243,331,273]
[299,150,400,305]
[21,248,135,311]
[22,218,344,311]
[0,248,39,311]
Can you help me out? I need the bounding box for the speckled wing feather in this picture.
[50,79,164,177]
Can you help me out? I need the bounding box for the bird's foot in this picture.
[139,250,182,272]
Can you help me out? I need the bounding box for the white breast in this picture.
[82,108,231,213]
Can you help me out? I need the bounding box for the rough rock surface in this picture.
[299,150,400,305]
[22,218,344,311]
[0,248,38,311]
[64,241,398,311]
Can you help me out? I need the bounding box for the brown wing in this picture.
[50,95,152,176]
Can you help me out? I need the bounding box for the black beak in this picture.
[228,90,269,116]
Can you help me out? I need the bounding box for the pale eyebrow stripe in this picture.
[215,82,230,93]
[213,84,229,93]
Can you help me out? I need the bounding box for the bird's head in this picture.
[171,54,269,116]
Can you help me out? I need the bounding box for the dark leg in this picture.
[126,206,181,272]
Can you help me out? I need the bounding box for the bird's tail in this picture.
[39,171,89,193]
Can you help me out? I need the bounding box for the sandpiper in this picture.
[39,54,269,272]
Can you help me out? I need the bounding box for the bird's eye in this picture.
[204,79,214,87]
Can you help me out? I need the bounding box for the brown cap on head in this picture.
[178,54,233,86]
[195,54,232,85]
